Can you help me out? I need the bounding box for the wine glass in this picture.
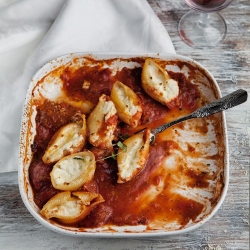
[178,0,234,48]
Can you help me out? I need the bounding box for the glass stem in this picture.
[199,12,210,27]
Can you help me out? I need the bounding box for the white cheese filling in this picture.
[115,87,138,116]
[102,100,117,122]
[53,156,91,185]
[51,200,82,217]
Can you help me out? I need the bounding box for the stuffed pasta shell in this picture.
[87,94,118,149]
[42,115,87,164]
[40,191,104,224]
[117,129,151,183]
[50,151,96,191]
[110,81,142,128]
[141,58,179,106]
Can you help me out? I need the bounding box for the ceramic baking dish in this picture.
[19,52,229,237]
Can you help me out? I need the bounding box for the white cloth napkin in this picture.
[0,0,175,173]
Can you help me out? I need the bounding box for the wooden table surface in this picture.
[0,0,249,249]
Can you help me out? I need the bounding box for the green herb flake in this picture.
[97,141,127,162]
[117,141,127,151]
[99,152,118,161]
[73,156,85,161]
[111,152,117,160]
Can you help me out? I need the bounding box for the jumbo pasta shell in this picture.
[87,94,118,149]
[50,151,96,191]
[141,58,179,106]
[117,129,150,183]
[110,81,142,127]
[42,115,87,164]
[40,191,104,224]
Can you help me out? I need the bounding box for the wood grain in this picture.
[0,0,249,249]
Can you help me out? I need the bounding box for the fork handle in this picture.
[151,89,248,136]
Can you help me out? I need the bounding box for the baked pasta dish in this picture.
[20,54,227,233]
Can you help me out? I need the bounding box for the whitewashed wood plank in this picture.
[1,0,249,249]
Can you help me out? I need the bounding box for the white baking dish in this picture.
[18,52,229,237]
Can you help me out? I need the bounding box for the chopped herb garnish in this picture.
[117,141,127,151]
[98,141,127,162]
[111,152,117,160]
[73,156,85,161]
[99,152,119,161]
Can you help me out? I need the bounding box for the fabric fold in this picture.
[28,0,175,70]
[0,0,65,54]
[0,0,175,173]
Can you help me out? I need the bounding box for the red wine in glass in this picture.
[178,0,234,48]
[189,0,227,8]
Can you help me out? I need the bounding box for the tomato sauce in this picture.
[61,66,114,105]
[167,71,200,111]
[29,58,207,229]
